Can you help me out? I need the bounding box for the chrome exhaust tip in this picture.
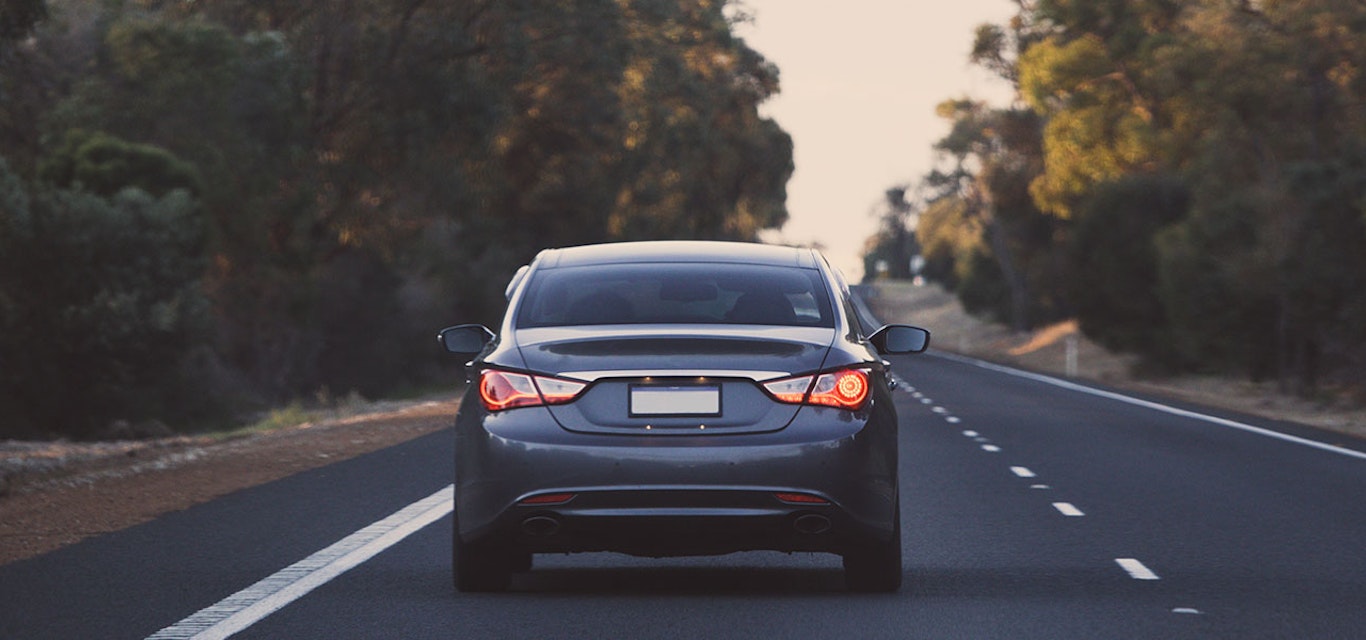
[521,515,563,537]
[793,513,833,535]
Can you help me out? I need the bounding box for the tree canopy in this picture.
[0,0,793,438]
[881,0,1366,395]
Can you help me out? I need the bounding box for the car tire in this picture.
[842,506,903,593]
[453,517,513,593]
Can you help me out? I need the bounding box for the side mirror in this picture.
[868,324,930,355]
[438,324,495,355]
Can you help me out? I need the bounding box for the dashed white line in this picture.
[981,444,1002,453]
[1116,558,1161,580]
[1010,466,1036,478]
[148,485,454,640]
[962,430,979,437]
[1052,502,1084,516]
[932,406,948,414]
[945,416,961,424]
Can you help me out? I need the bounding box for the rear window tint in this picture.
[515,263,835,328]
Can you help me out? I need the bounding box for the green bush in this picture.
[0,158,210,438]
[1069,174,1189,359]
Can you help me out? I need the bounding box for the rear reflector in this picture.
[519,493,576,506]
[774,492,830,505]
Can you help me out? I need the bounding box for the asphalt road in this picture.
[3,351,1365,639]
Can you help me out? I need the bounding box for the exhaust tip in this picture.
[521,515,563,537]
[793,513,833,535]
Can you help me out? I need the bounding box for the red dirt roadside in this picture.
[0,398,457,566]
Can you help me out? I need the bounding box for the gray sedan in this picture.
[439,241,929,592]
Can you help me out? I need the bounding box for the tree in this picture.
[923,99,1061,331]
[1069,174,1187,358]
[0,158,210,438]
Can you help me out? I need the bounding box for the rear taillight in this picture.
[479,370,587,411]
[809,369,869,410]
[762,368,871,411]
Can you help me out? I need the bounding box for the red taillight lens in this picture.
[763,368,870,411]
[479,370,586,411]
[809,369,869,410]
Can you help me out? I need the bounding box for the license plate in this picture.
[629,385,721,417]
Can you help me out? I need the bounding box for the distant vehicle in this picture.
[439,241,930,592]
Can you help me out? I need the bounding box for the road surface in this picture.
[3,350,1364,638]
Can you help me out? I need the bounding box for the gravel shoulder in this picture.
[867,280,1366,441]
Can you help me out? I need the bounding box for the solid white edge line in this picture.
[932,352,1366,461]
[1116,558,1161,580]
[147,485,455,640]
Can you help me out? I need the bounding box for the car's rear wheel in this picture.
[453,515,522,592]
[842,506,903,593]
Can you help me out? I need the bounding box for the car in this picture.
[438,240,930,592]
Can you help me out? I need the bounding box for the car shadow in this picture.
[509,564,849,595]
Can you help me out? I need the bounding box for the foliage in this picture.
[862,187,920,281]
[38,129,202,197]
[0,158,210,438]
[884,0,1366,394]
[911,98,1066,331]
[0,0,46,42]
[0,0,793,437]
[1069,174,1187,358]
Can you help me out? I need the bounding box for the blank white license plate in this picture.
[629,385,721,417]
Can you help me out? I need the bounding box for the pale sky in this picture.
[736,0,1017,280]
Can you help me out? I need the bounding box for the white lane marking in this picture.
[981,444,1002,453]
[932,406,948,414]
[1011,466,1037,478]
[945,416,961,424]
[1172,608,1203,615]
[962,430,979,437]
[933,352,1366,461]
[920,398,934,405]
[148,485,455,640]
[1030,484,1051,490]
[1116,558,1161,580]
[1052,502,1084,516]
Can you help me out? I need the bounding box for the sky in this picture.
[735,0,1018,280]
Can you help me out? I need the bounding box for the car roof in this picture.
[536,241,822,269]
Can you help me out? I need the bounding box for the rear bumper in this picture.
[487,488,879,557]
[453,392,899,556]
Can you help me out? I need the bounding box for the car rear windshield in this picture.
[515,263,836,328]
